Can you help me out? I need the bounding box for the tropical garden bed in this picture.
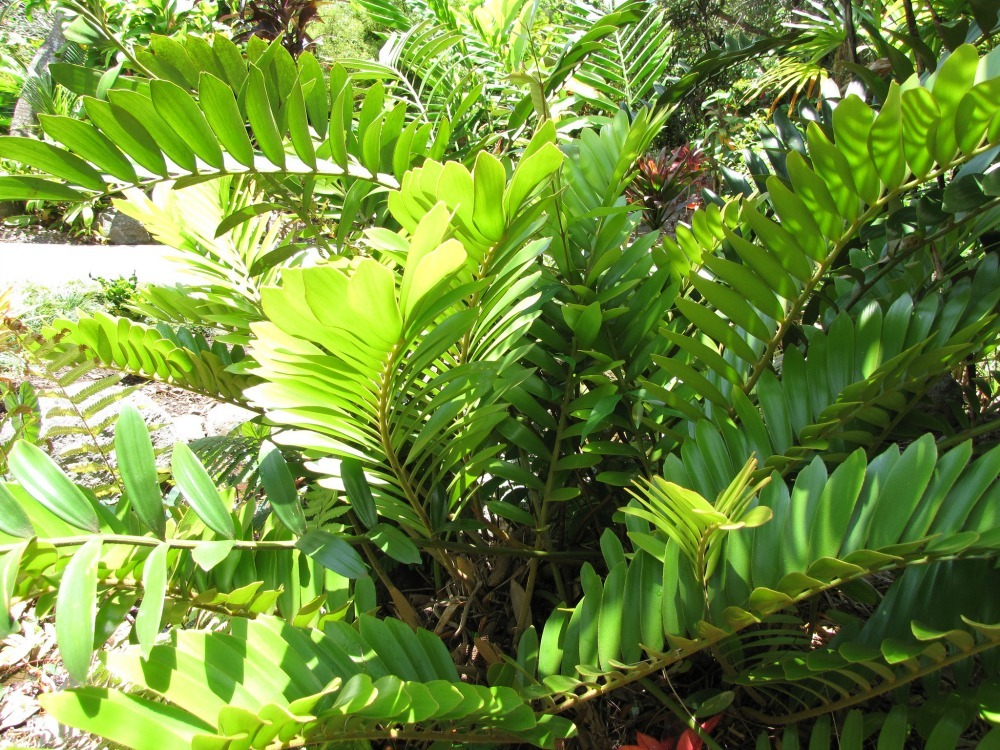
[1,0,1000,748]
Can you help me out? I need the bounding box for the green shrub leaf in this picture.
[171,442,235,538]
[0,542,27,638]
[56,538,102,682]
[191,540,236,571]
[258,443,306,535]
[8,441,99,533]
[341,458,378,530]
[295,530,367,578]
[136,544,168,660]
[367,523,421,564]
[115,407,165,539]
[0,483,35,538]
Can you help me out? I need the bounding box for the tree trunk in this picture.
[9,10,64,137]
[842,0,857,66]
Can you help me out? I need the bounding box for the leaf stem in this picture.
[0,534,601,560]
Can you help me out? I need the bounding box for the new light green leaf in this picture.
[401,239,467,321]
[901,87,940,180]
[956,78,1000,155]
[8,441,99,532]
[115,406,165,539]
[473,150,507,241]
[504,142,563,215]
[171,442,235,538]
[868,82,905,193]
[931,44,979,164]
[347,259,402,346]
[56,538,102,682]
[832,96,880,206]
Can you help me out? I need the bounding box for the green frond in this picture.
[0,36,443,228]
[50,312,256,404]
[755,707,1000,749]
[737,559,1000,724]
[249,131,562,538]
[529,436,1000,707]
[40,615,576,749]
[650,45,1000,452]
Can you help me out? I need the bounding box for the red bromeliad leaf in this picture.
[623,715,723,750]
[676,714,724,750]
[620,732,675,750]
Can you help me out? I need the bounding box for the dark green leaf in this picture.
[246,65,285,167]
[258,443,305,535]
[150,80,223,169]
[0,176,84,202]
[0,137,105,191]
[199,72,255,167]
[367,524,421,564]
[84,98,169,177]
[38,115,137,183]
[295,530,367,577]
[341,458,377,529]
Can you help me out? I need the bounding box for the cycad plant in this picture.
[0,8,999,748]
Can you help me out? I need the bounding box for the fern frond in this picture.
[189,434,263,490]
[572,6,676,114]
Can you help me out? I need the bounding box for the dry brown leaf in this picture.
[388,585,422,629]
[473,635,504,666]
